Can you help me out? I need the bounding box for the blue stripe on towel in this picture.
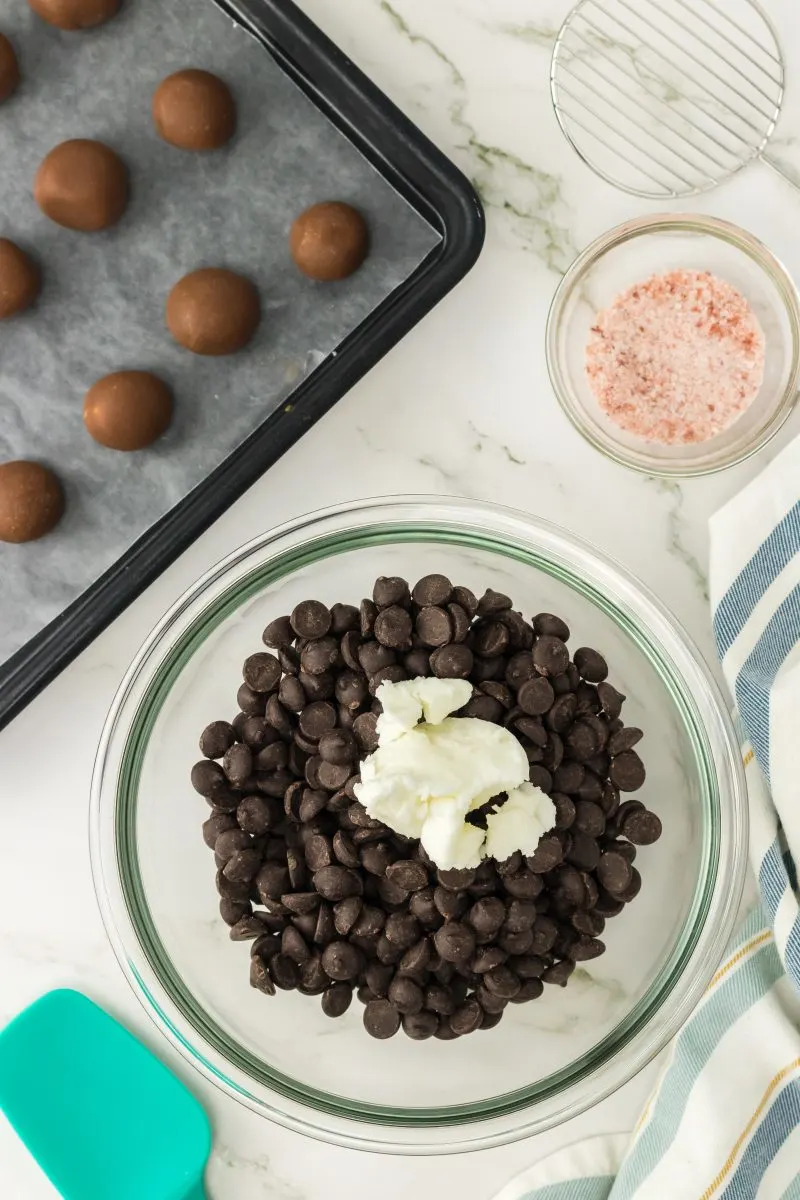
[612,926,782,1197]
[713,502,800,658]
[785,915,800,986]
[734,584,800,780]
[757,843,800,987]
[782,1173,800,1199]
[760,840,790,923]
[719,1081,800,1200]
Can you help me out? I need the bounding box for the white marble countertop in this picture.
[1,0,795,1195]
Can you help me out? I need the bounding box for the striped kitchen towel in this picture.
[495,432,800,1200]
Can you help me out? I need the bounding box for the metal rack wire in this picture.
[550,0,794,198]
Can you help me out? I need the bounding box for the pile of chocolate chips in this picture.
[191,575,662,1041]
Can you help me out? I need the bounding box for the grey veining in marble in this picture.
[0,0,438,663]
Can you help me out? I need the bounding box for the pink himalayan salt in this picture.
[585,269,765,445]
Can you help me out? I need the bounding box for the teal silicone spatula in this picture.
[0,990,211,1200]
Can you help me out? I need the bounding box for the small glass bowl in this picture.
[90,497,747,1153]
[546,214,800,476]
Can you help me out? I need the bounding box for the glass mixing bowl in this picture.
[90,497,747,1153]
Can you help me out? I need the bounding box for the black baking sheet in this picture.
[0,0,485,729]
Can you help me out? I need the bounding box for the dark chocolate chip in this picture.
[526,835,563,873]
[566,830,600,872]
[462,694,504,722]
[597,681,625,719]
[340,631,362,672]
[373,576,411,609]
[412,574,453,607]
[402,1010,438,1039]
[450,999,482,1035]
[223,848,261,882]
[363,998,401,1039]
[365,961,394,997]
[571,936,606,961]
[332,895,362,936]
[416,606,453,647]
[622,809,662,845]
[547,693,577,733]
[237,795,280,836]
[574,801,606,838]
[451,585,478,617]
[262,615,294,648]
[352,712,379,753]
[608,726,643,756]
[256,862,291,902]
[388,975,424,1014]
[528,765,553,793]
[403,648,432,677]
[305,834,334,872]
[359,599,378,637]
[291,600,331,639]
[243,652,281,693]
[434,921,476,963]
[467,896,506,935]
[316,760,351,791]
[321,940,364,981]
[250,956,276,994]
[237,683,266,716]
[281,925,310,964]
[518,675,556,716]
[330,603,360,634]
[191,759,227,798]
[222,743,253,786]
[597,851,632,895]
[384,912,420,949]
[332,830,360,869]
[447,603,471,643]
[430,643,474,679]
[434,886,469,921]
[473,620,509,657]
[386,860,428,892]
[574,647,608,682]
[314,865,362,901]
[322,983,353,1018]
[533,636,569,677]
[358,640,396,676]
[609,750,646,791]
[203,812,236,848]
[373,605,413,650]
[477,589,512,617]
[229,915,266,941]
[199,720,235,759]
[313,902,336,946]
[334,670,368,713]
[542,960,574,987]
[534,613,570,640]
[279,675,306,712]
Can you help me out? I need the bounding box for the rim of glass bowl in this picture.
[545,213,800,478]
[90,495,747,1154]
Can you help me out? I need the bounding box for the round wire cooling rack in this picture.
[550,0,796,199]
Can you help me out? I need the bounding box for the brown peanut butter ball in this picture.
[0,240,40,319]
[26,0,120,30]
[166,268,260,356]
[289,201,369,281]
[84,371,173,451]
[0,33,19,104]
[0,461,64,543]
[152,69,236,151]
[34,139,128,232]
